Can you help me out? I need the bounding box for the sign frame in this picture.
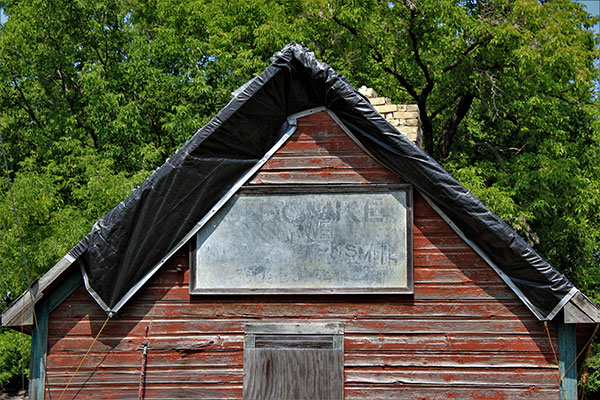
[190,184,413,295]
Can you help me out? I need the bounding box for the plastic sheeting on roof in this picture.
[69,43,574,320]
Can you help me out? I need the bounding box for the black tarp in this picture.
[69,43,574,320]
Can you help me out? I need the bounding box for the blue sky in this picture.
[578,0,600,33]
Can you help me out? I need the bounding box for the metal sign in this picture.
[190,185,413,294]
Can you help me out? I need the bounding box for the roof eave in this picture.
[564,291,600,324]
[2,254,77,330]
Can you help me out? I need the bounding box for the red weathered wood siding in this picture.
[45,112,560,399]
[250,111,403,185]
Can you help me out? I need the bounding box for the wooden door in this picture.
[243,323,344,400]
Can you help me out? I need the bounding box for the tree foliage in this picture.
[0,0,598,396]
[0,329,29,390]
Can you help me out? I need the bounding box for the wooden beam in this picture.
[2,255,76,329]
[564,302,594,324]
[559,322,577,400]
[245,322,344,335]
[564,291,600,324]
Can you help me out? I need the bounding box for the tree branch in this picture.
[443,40,480,73]
[480,142,504,164]
[10,78,44,131]
[330,13,358,36]
[406,6,434,96]
[430,93,461,119]
[437,93,475,159]
[537,90,579,106]
[381,64,420,100]
[330,13,420,100]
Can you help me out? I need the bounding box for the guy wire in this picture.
[0,129,53,399]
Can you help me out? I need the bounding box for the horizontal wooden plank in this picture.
[48,335,241,353]
[277,132,363,148]
[344,368,558,387]
[413,250,489,268]
[47,332,556,354]
[414,217,455,234]
[298,121,341,129]
[46,385,559,400]
[47,349,557,371]
[63,264,500,294]
[245,322,343,335]
[45,366,557,388]
[45,385,243,399]
[414,194,447,217]
[344,351,557,369]
[293,126,348,137]
[344,386,558,400]
[261,155,384,171]
[344,333,555,353]
[250,169,403,184]
[62,284,516,305]
[48,317,545,339]
[343,318,546,336]
[47,350,244,369]
[51,298,535,321]
[293,126,348,136]
[297,112,342,125]
[413,234,472,251]
[414,267,501,284]
[48,334,554,356]
[47,367,244,386]
[46,353,558,378]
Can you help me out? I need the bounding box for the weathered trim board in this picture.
[29,271,83,399]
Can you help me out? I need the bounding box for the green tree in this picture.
[284,1,600,395]
[266,0,600,313]
[0,0,599,396]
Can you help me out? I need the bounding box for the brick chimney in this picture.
[358,86,422,148]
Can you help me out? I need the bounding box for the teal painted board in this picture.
[559,322,577,400]
[28,272,83,399]
[48,272,83,312]
[29,298,48,400]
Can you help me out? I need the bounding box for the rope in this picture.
[579,324,599,400]
[562,323,599,379]
[545,321,567,400]
[1,128,52,399]
[58,313,112,400]
[0,131,34,296]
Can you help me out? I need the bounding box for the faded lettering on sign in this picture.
[192,191,409,291]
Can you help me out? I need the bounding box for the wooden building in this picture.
[3,44,599,400]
